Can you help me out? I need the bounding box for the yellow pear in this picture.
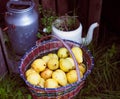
[71,46,83,63]
[67,70,83,84]
[66,70,78,84]
[66,57,75,69]
[48,53,59,60]
[31,59,46,73]
[52,69,67,86]
[44,78,58,88]
[47,58,59,70]
[59,58,73,72]
[42,55,50,64]
[25,68,37,77]
[27,73,41,85]
[38,77,45,88]
[79,70,83,78]
[57,47,69,58]
[78,63,86,74]
[40,68,53,80]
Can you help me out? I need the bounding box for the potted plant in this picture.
[52,15,99,45]
[52,15,82,43]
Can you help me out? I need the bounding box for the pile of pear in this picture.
[25,46,86,88]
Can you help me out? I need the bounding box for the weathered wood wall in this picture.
[0,28,8,76]
[0,44,7,76]
[0,28,20,74]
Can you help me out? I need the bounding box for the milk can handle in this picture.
[36,35,82,82]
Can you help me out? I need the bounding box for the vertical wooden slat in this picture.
[0,0,8,13]
[88,0,102,44]
[0,44,8,76]
[77,0,89,36]
[34,0,39,4]
[0,28,8,76]
[33,0,39,11]
[0,28,20,74]
[41,0,56,12]
[88,0,102,24]
[56,0,68,15]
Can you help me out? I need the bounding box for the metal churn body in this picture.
[5,0,39,55]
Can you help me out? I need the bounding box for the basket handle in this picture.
[36,35,82,82]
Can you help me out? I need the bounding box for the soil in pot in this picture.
[53,16,80,31]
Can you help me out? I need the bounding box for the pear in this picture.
[67,70,83,84]
[38,77,45,88]
[59,58,73,72]
[44,78,58,88]
[78,63,86,74]
[27,73,41,85]
[31,59,46,73]
[48,53,59,60]
[66,70,83,84]
[40,68,53,80]
[66,70,77,84]
[52,69,67,86]
[66,57,75,69]
[47,58,59,70]
[25,68,37,77]
[57,47,69,58]
[71,46,83,63]
[42,55,50,64]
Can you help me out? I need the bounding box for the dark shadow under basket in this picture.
[19,35,94,99]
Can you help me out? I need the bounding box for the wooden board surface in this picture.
[41,0,56,12]
[0,28,8,76]
[0,28,20,74]
[88,0,102,44]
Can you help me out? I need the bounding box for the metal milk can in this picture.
[5,0,39,55]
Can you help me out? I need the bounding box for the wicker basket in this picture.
[19,35,94,99]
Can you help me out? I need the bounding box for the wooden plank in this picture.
[88,0,102,44]
[0,29,8,76]
[40,0,68,15]
[0,0,8,13]
[33,0,39,12]
[34,0,39,4]
[56,0,68,16]
[77,0,89,36]
[0,44,8,76]
[0,28,20,74]
[41,0,56,12]
[88,0,102,24]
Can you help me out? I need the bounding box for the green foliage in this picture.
[0,74,32,99]
[37,5,57,38]
[36,31,43,39]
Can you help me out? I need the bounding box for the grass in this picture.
[0,74,32,99]
[76,43,120,99]
[0,40,120,99]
